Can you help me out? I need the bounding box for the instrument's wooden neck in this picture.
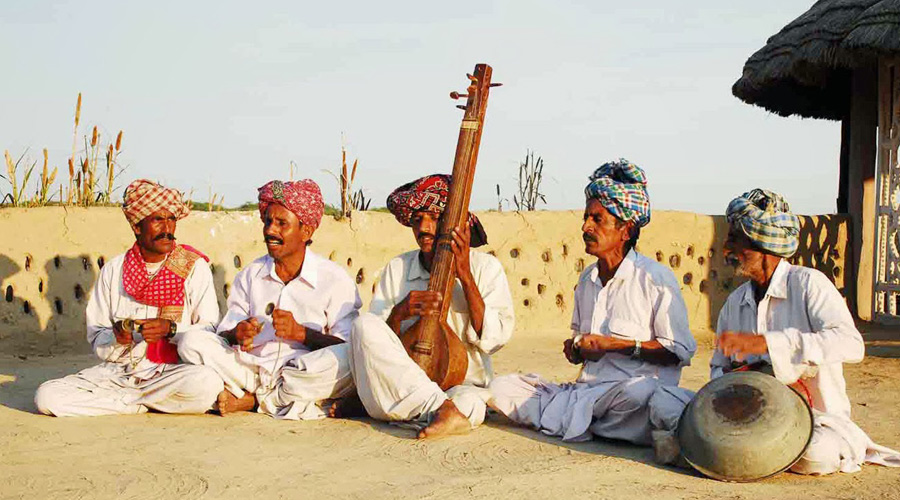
[427,64,493,320]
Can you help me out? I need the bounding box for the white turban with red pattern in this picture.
[257,179,324,228]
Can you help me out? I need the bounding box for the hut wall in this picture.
[848,66,879,320]
[0,208,851,357]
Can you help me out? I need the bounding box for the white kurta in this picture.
[489,250,697,444]
[350,249,515,428]
[34,251,223,416]
[709,260,900,474]
[177,249,361,419]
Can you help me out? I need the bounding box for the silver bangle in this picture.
[572,334,584,352]
[631,339,642,359]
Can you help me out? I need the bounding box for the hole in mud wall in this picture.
[346,258,353,267]
[39,280,44,294]
[834,266,842,278]
[521,278,530,287]
[683,273,693,285]
[356,268,365,284]
[555,294,565,308]
[23,301,31,314]
[537,284,546,295]
[575,258,585,272]
[5,286,13,302]
[54,256,61,269]
[234,255,242,269]
[54,297,63,314]
[686,245,694,257]
[698,256,705,266]
[522,299,531,307]
[223,283,230,299]
[82,257,90,271]
[655,251,664,262]
[328,251,336,261]
[562,244,569,257]
[541,250,552,263]
[487,250,497,257]
[25,254,32,271]
[97,256,105,269]
[699,280,708,293]
[510,248,520,259]
[831,248,841,259]
[708,248,715,259]
[371,282,377,294]
[74,284,85,301]
[669,254,681,269]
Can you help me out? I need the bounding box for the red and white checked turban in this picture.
[122,179,190,229]
[257,179,324,229]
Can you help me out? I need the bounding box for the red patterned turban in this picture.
[257,179,324,229]
[387,174,487,247]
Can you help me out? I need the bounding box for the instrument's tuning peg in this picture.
[467,73,477,82]
[450,91,468,100]
[456,105,466,110]
[490,83,503,87]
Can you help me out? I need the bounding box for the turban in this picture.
[386,174,488,247]
[726,188,800,258]
[122,179,190,229]
[257,179,324,229]
[584,159,651,227]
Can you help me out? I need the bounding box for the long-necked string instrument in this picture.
[396,64,500,391]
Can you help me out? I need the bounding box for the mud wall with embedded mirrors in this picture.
[0,208,849,356]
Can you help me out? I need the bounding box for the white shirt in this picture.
[572,249,697,386]
[216,249,362,366]
[87,250,220,372]
[369,249,515,387]
[711,259,865,418]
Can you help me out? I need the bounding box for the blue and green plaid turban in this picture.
[726,189,800,258]
[584,159,651,227]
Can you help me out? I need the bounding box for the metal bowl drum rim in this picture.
[677,371,815,482]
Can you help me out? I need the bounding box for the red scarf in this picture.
[122,243,208,363]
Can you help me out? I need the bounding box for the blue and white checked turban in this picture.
[584,159,651,227]
[726,189,800,258]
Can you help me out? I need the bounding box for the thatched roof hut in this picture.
[731,0,900,323]
[733,0,900,120]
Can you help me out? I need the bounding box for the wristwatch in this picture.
[631,339,642,359]
[572,334,584,352]
[166,320,178,339]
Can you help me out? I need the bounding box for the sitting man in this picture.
[655,189,899,474]
[489,159,696,447]
[178,179,361,418]
[35,180,222,416]
[334,174,515,438]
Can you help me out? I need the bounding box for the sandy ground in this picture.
[2,331,900,500]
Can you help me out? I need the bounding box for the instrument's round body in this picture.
[677,371,813,482]
[400,316,468,391]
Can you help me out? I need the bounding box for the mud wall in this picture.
[0,208,849,355]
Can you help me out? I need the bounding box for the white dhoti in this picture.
[177,330,353,420]
[489,373,684,445]
[349,313,489,429]
[34,358,222,417]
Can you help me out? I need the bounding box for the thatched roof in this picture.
[732,0,900,120]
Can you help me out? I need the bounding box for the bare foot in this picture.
[417,400,471,439]
[215,390,256,415]
[328,394,368,418]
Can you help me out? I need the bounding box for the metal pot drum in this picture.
[677,371,814,482]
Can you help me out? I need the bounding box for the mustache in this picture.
[582,233,597,243]
[417,233,436,241]
[154,233,176,241]
[265,236,284,245]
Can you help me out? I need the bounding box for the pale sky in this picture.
[0,1,839,215]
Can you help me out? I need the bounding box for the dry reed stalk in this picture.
[4,150,16,204]
[115,131,123,152]
[69,93,82,205]
[105,144,114,203]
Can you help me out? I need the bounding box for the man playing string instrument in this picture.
[330,174,515,438]
[652,189,900,473]
[35,180,222,416]
[489,160,697,449]
[178,179,361,417]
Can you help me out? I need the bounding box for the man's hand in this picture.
[395,291,443,321]
[234,318,262,352]
[113,320,133,346]
[135,319,173,343]
[563,338,583,365]
[718,332,768,362]
[272,309,306,343]
[450,224,473,282]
